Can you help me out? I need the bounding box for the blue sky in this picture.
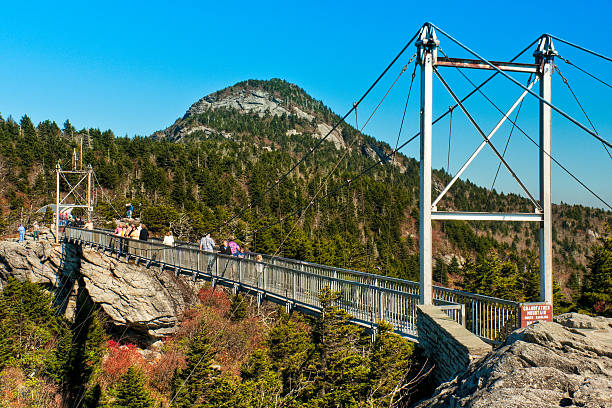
[1,0,611,208]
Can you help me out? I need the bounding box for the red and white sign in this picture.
[520,303,553,327]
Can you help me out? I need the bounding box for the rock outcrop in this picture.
[414,313,612,408]
[0,239,196,340]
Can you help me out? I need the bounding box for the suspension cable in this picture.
[431,24,612,151]
[91,170,124,218]
[441,50,611,210]
[255,58,415,257]
[547,34,612,64]
[387,61,417,271]
[557,54,612,90]
[490,98,525,193]
[555,65,612,160]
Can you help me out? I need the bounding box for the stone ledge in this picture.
[417,304,492,383]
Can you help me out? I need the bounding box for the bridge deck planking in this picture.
[64,227,520,343]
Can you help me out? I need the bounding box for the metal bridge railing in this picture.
[64,227,519,343]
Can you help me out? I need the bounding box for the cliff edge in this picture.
[413,313,612,408]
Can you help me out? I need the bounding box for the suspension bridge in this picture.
[56,23,611,346]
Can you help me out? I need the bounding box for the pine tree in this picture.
[113,366,154,408]
[171,327,217,407]
[228,293,248,321]
[580,226,611,316]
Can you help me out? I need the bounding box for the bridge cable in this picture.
[446,105,454,174]
[431,24,612,151]
[557,55,612,90]
[547,34,612,64]
[490,74,532,193]
[235,61,419,243]
[213,28,423,233]
[386,61,417,273]
[91,170,124,219]
[554,64,612,160]
[439,48,612,210]
[264,57,416,264]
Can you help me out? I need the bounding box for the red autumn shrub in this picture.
[101,340,144,383]
[198,286,231,313]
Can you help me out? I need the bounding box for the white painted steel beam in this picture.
[536,36,555,304]
[417,24,438,305]
[431,211,543,222]
[436,57,539,73]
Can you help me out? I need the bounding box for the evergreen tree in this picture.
[0,278,70,375]
[171,326,217,407]
[228,293,248,321]
[114,366,154,408]
[580,226,611,316]
[311,287,370,407]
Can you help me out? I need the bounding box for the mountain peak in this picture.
[152,78,345,148]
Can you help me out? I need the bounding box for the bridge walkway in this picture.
[64,227,520,343]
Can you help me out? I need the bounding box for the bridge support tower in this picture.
[416,23,555,305]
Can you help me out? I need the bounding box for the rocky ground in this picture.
[413,313,612,408]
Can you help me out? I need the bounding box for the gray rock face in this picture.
[0,240,64,288]
[413,313,612,408]
[0,240,196,340]
[78,248,195,338]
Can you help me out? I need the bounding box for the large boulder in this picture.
[413,313,612,408]
[78,248,195,338]
[0,239,196,341]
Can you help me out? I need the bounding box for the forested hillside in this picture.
[0,78,609,313]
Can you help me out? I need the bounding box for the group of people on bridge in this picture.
[112,222,256,260]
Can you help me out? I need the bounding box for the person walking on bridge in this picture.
[139,224,149,241]
[200,233,216,272]
[163,231,175,247]
[199,233,215,252]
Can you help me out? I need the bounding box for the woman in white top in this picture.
[163,231,175,246]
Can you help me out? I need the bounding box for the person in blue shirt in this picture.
[17,224,26,242]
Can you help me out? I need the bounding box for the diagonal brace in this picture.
[434,68,542,211]
[59,173,88,205]
[432,76,539,208]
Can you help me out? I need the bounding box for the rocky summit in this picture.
[413,313,612,408]
[152,79,346,148]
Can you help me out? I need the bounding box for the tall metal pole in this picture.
[417,25,438,305]
[55,163,60,244]
[535,36,555,304]
[87,165,92,221]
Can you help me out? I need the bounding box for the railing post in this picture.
[292,269,296,301]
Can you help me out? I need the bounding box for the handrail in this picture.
[63,226,520,343]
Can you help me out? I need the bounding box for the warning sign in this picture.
[520,303,553,327]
